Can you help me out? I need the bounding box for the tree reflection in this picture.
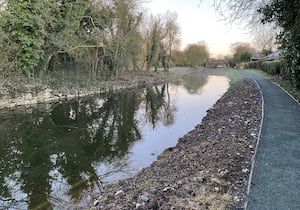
[181,72,208,94]
[145,84,176,128]
[51,91,143,201]
[0,84,176,209]
[17,121,53,210]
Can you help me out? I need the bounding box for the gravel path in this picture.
[76,75,262,210]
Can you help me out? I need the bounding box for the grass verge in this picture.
[247,69,300,102]
[223,68,243,87]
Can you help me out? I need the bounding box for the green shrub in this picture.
[261,61,281,75]
[245,60,263,69]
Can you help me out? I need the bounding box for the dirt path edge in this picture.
[76,76,262,210]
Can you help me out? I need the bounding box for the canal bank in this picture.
[0,69,234,209]
[0,68,239,111]
[0,71,173,110]
[74,76,262,209]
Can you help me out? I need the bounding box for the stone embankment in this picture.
[0,77,168,110]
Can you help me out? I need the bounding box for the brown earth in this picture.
[78,72,262,210]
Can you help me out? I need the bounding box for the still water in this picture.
[0,73,229,209]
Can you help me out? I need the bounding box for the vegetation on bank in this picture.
[247,69,300,102]
[0,0,299,101]
[224,69,243,87]
[217,0,300,90]
[0,0,209,90]
[241,52,300,101]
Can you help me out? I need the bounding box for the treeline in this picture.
[0,0,210,82]
[0,0,177,80]
[215,0,300,89]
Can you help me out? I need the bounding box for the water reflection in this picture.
[0,74,228,209]
[145,84,176,127]
[181,72,208,94]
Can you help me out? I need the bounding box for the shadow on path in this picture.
[244,71,300,210]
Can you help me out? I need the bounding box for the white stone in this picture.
[93,199,99,206]
[67,94,76,100]
[115,190,124,195]
[242,168,249,173]
[25,93,32,100]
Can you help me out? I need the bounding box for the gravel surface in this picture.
[79,76,262,210]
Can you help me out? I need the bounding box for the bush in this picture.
[245,59,295,83]
[261,61,281,75]
[245,60,263,69]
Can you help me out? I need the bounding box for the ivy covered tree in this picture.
[259,0,300,88]
[0,0,182,82]
[144,12,180,72]
[0,0,46,77]
[42,0,91,72]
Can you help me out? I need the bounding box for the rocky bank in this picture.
[0,70,176,110]
[74,76,262,210]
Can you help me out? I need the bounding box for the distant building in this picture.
[251,52,264,61]
[265,50,283,61]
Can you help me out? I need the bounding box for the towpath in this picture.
[245,71,300,210]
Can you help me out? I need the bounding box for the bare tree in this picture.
[213,0,271,26]
[212,0,280,46]
[251,23,278,53]
[161,11,181,71]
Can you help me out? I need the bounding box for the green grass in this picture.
[275,79,300,101]
[246,69,271,78]
[223,68,243,87]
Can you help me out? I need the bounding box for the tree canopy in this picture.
[214,0,300,88]
[172,42,209,68]
[229,42,255,67]
[0,0,184,81]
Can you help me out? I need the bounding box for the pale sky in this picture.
[144,0,250,57]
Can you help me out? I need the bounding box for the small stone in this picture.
[192,176,205,183]
[162,187,175,192]
[220,169,229,176]
[140,194,150,203]
[234,196,241,202]
[115,190,124,195]
[93,199,99,206]
[136,203,143,209]
[218,128,222,135]
[242,168,249,173]
[235,181,243,187]
[214,187,220,192]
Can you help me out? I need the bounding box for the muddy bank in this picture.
[74,76,262,209]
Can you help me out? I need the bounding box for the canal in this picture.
[0,73,229,209]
